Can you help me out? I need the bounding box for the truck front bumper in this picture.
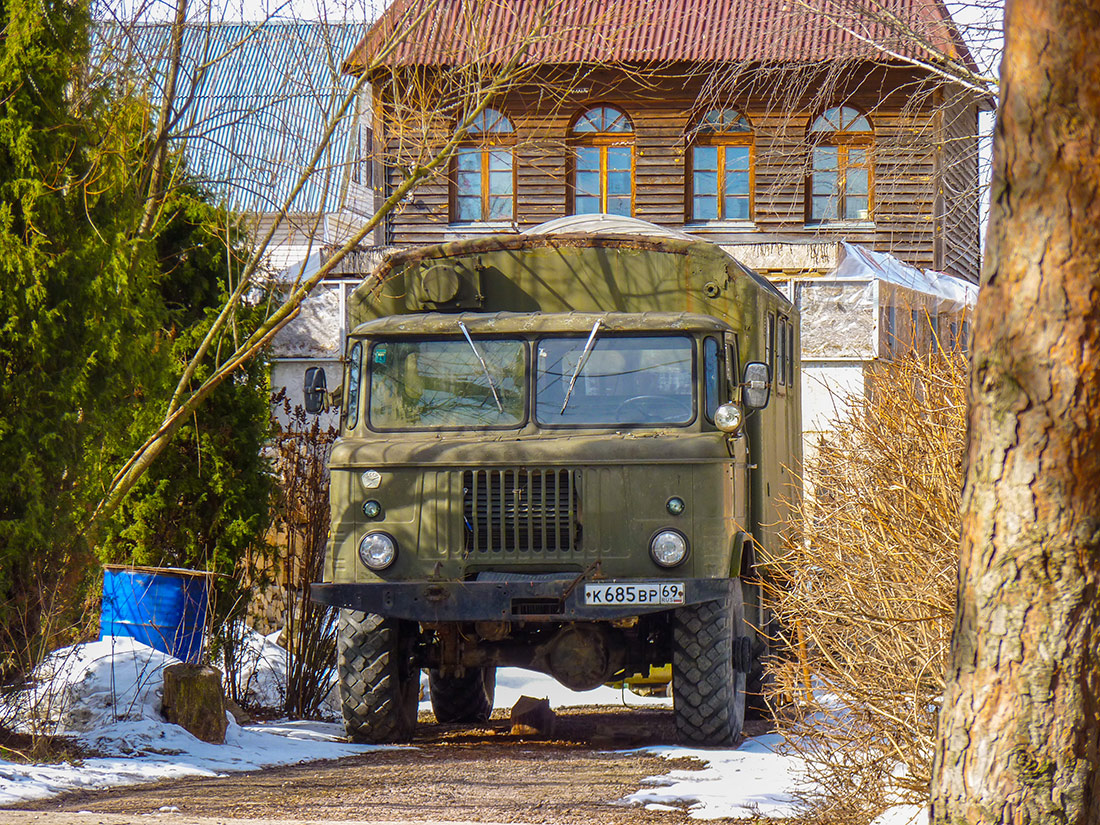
[310,578,735,622]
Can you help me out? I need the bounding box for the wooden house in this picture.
[344,0,987,283]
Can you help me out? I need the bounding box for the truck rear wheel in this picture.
[672,582,748,746]
[337,609,420,744]
[428,667,496,723]
[745,631,771,720]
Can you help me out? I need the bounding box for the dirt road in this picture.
[8,707,771,825]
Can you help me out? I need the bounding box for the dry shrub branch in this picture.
[766,352,966,824]
[271,394,338,719]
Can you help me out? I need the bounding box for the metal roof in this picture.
[95,22,365,214]
[346,0,976,73]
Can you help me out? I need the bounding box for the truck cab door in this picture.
[723,332,751,541]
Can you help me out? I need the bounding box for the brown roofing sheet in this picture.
[346,0,975,73]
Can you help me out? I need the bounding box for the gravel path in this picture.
[11,707,775,825]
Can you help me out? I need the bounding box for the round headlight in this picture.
[714,403,744,434]
[358,532,397,570]
[650,530,689,568]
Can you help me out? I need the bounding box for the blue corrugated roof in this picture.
[95,22,366,214]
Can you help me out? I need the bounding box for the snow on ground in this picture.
[871,805,927,825]
[0,637,918,822]
[489,667,672,711]
[623,735,806,820]
[0,638,382,806]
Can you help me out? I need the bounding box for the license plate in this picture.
[584,582,685,606]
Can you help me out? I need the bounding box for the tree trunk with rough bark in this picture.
[931,1,1100,822]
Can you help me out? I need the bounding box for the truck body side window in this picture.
[725,333,740,402]
[704,337,720,420]
[767,313,776,379]
[787,320,795,386]
[778,318,787,387]
[346,341,363,430]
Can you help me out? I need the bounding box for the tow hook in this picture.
[425,584,450,603]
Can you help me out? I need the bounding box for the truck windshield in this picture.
[369,339,526,429]
[535,335,695,426]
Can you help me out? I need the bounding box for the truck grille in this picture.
[463,469,581,553]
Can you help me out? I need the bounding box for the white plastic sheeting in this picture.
[797,281,878,360]
[833,242,978,313]
[270,284,343,358]
[795,243,978,361]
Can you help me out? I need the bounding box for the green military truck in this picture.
[308,228,801,746]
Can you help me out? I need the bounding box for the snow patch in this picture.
[621,734,807,820]
[0,637,384,807]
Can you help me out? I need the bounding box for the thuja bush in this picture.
[0,0,269,680]
[765,352,966,825]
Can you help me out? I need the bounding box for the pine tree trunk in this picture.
[931,1,1100,821]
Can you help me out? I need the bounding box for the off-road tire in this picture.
[337,609,420,744]
[428,667,496,724]
[745,603,783,719]
[672,581,748,746]
[745,630,771,720]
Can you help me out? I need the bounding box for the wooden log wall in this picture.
[938,88,983,281]
[373,63,982,282]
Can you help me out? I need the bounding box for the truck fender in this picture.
[729,531,748,579]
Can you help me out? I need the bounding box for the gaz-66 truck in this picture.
[308,223,801,746]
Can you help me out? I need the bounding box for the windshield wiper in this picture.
[457,321,504,413]
[560,319,603,414]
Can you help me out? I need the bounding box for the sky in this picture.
[96,0,384,23]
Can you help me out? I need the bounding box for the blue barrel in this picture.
[100,566,210,663]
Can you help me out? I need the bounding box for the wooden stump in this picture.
[161,663,229,744]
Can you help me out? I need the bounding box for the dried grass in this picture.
[765,352,966,825]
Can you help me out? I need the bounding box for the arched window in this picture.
[808,106,873,222]
[452,107,514,222]
[688,109,753,222]
[570,105,634,216]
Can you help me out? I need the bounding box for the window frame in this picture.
[365,336,530,433]
[724,332,741,403]
[449,108,517,224]
[786,320,795,387]
[568,104,636,217]
[806,106,874,224]
[344,340,364,431]
[777,317,787,389]
[703,336,721,422]
[766,313,776,380]
[686,110,755,223]
[533,332,698,430]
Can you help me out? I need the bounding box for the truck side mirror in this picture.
[742,362,771,410]
[303,367,328,414]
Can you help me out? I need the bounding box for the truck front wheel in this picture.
[672,582,748,746]
[428,667,496,723]
[337,609,420,744]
